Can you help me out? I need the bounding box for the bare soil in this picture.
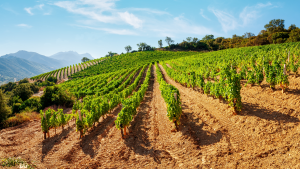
[1,64,300,168]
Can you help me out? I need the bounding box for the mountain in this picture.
[1,50,64,69]
[0,56,52,85]
[50,51,94,66]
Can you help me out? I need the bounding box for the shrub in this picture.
[12,103,22,114]
[12,84,34,101]
[0,90,11,127]
[287,29,300,42]
[38,81,55,87]
[29,83,40,93]
[40,86,74,108]
[0,82,16,92]
[47,76,57,83]
[3,110,40,128]
[1,157,36,168]
[18,78,29,84]
[19,97,42,112]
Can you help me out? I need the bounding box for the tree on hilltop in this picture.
[165,37,174,47]
[158,40,163,48]
[81,57,90,62]
[125,45,132,53]
[202,34,214,41]
[264,19,285,33]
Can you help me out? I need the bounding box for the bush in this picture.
[0,89,11,127]
[18,78,29,84]
[37,81,55,87]
[47,76,57,83]
[287,29,300,42]
[3,111,40,128]
[19,97,42,112]
[1,157,36,168]
[0,82,16,92]
[12,84,33,101]
[12,103,22,114]
[268,32,289,43]
[40,86,74,108]
[29,83,39,93]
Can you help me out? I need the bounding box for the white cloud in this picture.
[38,4,44,9]
[24,7,33,15]
[118,11,143,28]
[256,2,272,8]
[209,8,238,33]
[55,1,119,24]
[2,7,18,15]
[200,9,210,21]
[79,0,117,10]
[55,0,215,37]
[74,25,138,35]
[239,6,259,26]
[146,15,217,37]
[129,8,170,15]
[209,2,275,33]
[24,4,46,15]
[17,24,32,28]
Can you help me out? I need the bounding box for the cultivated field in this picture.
[1,44,300,168]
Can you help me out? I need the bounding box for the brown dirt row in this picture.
[158,63,300,168]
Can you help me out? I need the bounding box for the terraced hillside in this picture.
[2,44,300,168]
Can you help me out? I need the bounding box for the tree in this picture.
[243,32,255,39]
[40,86,73,108]
[81,57,90,62]
[108,51,114,57]
[192,37,198,43]
[288,24,298,31]
[286,28,300,42]
[165,36,174,47]
[137,42,148,51]
[0,82,16,92]
[264,19,285,33]
[105,51,117,57]
[202,34,214,41]
[47,76,58,84]
[186,37,192,42]
[232,34,243,39]
[19,78,29,84]
[158,40,163,48]
[0,89,11,126]
[12,84,34,101]
[125,45,132,53]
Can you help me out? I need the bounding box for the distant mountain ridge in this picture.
[50,51,94,66]
[1,50,64,69]
[0,56,53,85]
[0,50,94,85]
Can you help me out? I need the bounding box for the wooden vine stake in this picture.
[263,56,265,75]
[174,93,179,131]
[43,112,47,140]
[78,110,83,139]
[45,111,50,138]
[288,51,290,63]
[124,126,127,136]
[282,64,286,93]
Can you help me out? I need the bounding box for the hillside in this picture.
[0,56,52,85]
[2,43,300,168]
[1,50,64,69]
[0,50,95,84]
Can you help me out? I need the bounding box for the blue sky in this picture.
[1,0,299,58]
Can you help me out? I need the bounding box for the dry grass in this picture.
[3,110,40,128]
[39,86,45,91]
